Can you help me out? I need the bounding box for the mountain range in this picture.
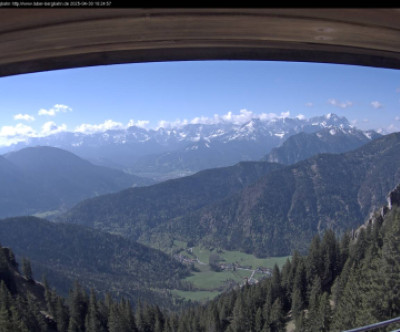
[151,132,400,257]
[58,131,400,257]
[264,126,381,165]
[1,110,399,330]
[0,113,378,219]
[0,146,154,218]
[0,113,375,180]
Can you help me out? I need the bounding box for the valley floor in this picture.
[165,241,290,303]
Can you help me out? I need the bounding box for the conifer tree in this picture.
[306,234,323,286]
[290,288,303,322]
[349,227,367,262]
[268,298,284,332]
[270,264,282,303]
[261,281,272,322]
[292,259,307,310]
[25,292,48,332]
[279,258,292,311]
[254,307,263,332]
[189,313,201,332]
[68,281,88,332]
[0,301,12,332]
[85,289,106,332]
[55,297,69,332]
[107,302,121,332]
[122,298,137,332]
[0,281,10,310]
[136,299,154,332]
[331,267,362,330]
[230,292,251,332]
[380,207,400,319]
[306,275,322,330]
[318,292,332,331]
[9,301,29,332]
[338,231,351,269]
[320,228,339,291]
[43,276,57,318]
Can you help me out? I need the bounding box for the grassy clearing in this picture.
[171,289,221,302]
[171,243,290,303]
[190,245,290,269]
[184,269,250,291]
[220,250,289,268]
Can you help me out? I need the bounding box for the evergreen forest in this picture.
[1,186,400,331]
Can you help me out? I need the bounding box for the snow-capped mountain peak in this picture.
[0,113,376,180]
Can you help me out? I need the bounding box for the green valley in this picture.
[157,240,290,303]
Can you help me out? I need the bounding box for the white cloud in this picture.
[38,104,72,116]
[14,113,35,122]
[280,111,290,118]
[41,121,67,136]
[74,119,125,134]
[156,109,294,129]
[328,99,353,108]
[190,115,215,125]
[155,109,295,129]
[0,123,37,146]
[258,113,279,121]
[211,109,253,125]
[371,101,383,109]
[395,116,400,121]
[0,120,68,146]
[38,108,55,116]
[0,123,36,137]
[305,102,314,107]
[127,119,150,128]
[156,118,189,129]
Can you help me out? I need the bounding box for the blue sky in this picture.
[0,60,399,146]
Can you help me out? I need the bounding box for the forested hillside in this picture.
[59,161,284,239]
[61,132,400,257]
[0,216,189,308]
[168,183,400,331]
[2,184,400,332]
[0,244,55,331]
[148,132,400,257]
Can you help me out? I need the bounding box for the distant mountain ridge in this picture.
[0,146,153,218]
[0,113,374,180]
[59,132,400,257]
[264,126,381,165]
[160,131,400,256]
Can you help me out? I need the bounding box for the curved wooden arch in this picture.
[0,8,399,77]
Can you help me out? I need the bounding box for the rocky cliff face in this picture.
[388,183,400,210]
[359,183,400,236]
